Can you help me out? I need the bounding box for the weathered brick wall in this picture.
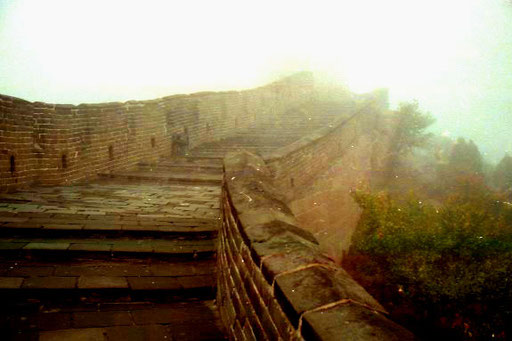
[219,152,415,340]
[264,99,384,198]
[0,96,36,190]
[0,72,314,191]
[0,97,171,190]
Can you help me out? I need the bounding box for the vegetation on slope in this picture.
[343,101,512,340]
[344,184,512,339]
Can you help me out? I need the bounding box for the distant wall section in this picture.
[264,100,384,200]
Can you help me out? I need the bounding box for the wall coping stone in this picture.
[222,150,415,340]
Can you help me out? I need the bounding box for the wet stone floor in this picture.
[0,157,226,340]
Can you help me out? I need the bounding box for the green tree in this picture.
[383,101,435,185]
[493,153,512,191]
[448,138,483,175]
[436,138,485,196]
[392,101,436,156]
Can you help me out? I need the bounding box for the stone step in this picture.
[178,154,224,161]
[226,138,300,146]
[0,226,218,240]
[138,160,223,173]
[98,171,223,185]
[0,300,225,340]
[136,166,223,176]
[0,237,216,256]
[0,212,221,223]
[0,214,219,238]
[0,257,215,291]
[154,159,224,170]
[145,165,223,174]
[194,146,278,151]
[185,152,228,159]
[0,157,225,338]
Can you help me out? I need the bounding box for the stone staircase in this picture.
[0,158,225,340]
[0,107,350,339]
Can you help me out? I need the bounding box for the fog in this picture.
[1,0,511,161]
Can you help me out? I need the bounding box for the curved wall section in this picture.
[264,100,383,200]
[219,151,415,340]
[0,72,314,191]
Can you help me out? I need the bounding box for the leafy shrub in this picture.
[345,182,512,339]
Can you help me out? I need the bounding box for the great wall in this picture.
[0,73,414,340]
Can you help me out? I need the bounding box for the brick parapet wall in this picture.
[0,95,171,190]
[0,72,314,191]
[219,151,415,340]
[263,101,381,198]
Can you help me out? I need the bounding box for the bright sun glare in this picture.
[0,0,485,102]
[1,1,512,162]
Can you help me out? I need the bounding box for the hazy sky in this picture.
[1,0,511,162]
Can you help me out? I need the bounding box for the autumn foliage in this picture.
[344,180,512,339]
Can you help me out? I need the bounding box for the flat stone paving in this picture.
[3,300,224,340]
[0,257,216,290]
[0,183,220,219]
[0,157,226,340]
[99,171,223,185]
[0,237,215,254]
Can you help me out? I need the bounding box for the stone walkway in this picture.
[188,113,341,158]
[0,158,225,340]
[0,101,349,340]
[5,300,223,341]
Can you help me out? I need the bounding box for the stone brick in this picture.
[233,319,244,341]
[127,277,180,290]
[231,289,247,321]
[169,321,225,341]
[105,325,172,341]
[221,291,237,328]
[0,276,24,288]
[77,276,129,289]
[301,303,415,341]
[0,242,28,250]
[260,249,331,283]
[8,266,55,276]
[39,328,106,341]
[23,242,70,250]
[245,220,318,245]
[258,304,281,341]
[149,263,196,276]
[178,275,214,289]
[37,313,72,331]
[244,313,267,341]
[22,276,77,289]
[268,296,295,338]
[68,243,112,252]
[242,320,258,341]
[83,222,119,230]
[111,242,153,253]
[274,265,384,326]
[43,223,84,230]
[131,304,212,325]
[72,311,132,328]
[55,263,150,277]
